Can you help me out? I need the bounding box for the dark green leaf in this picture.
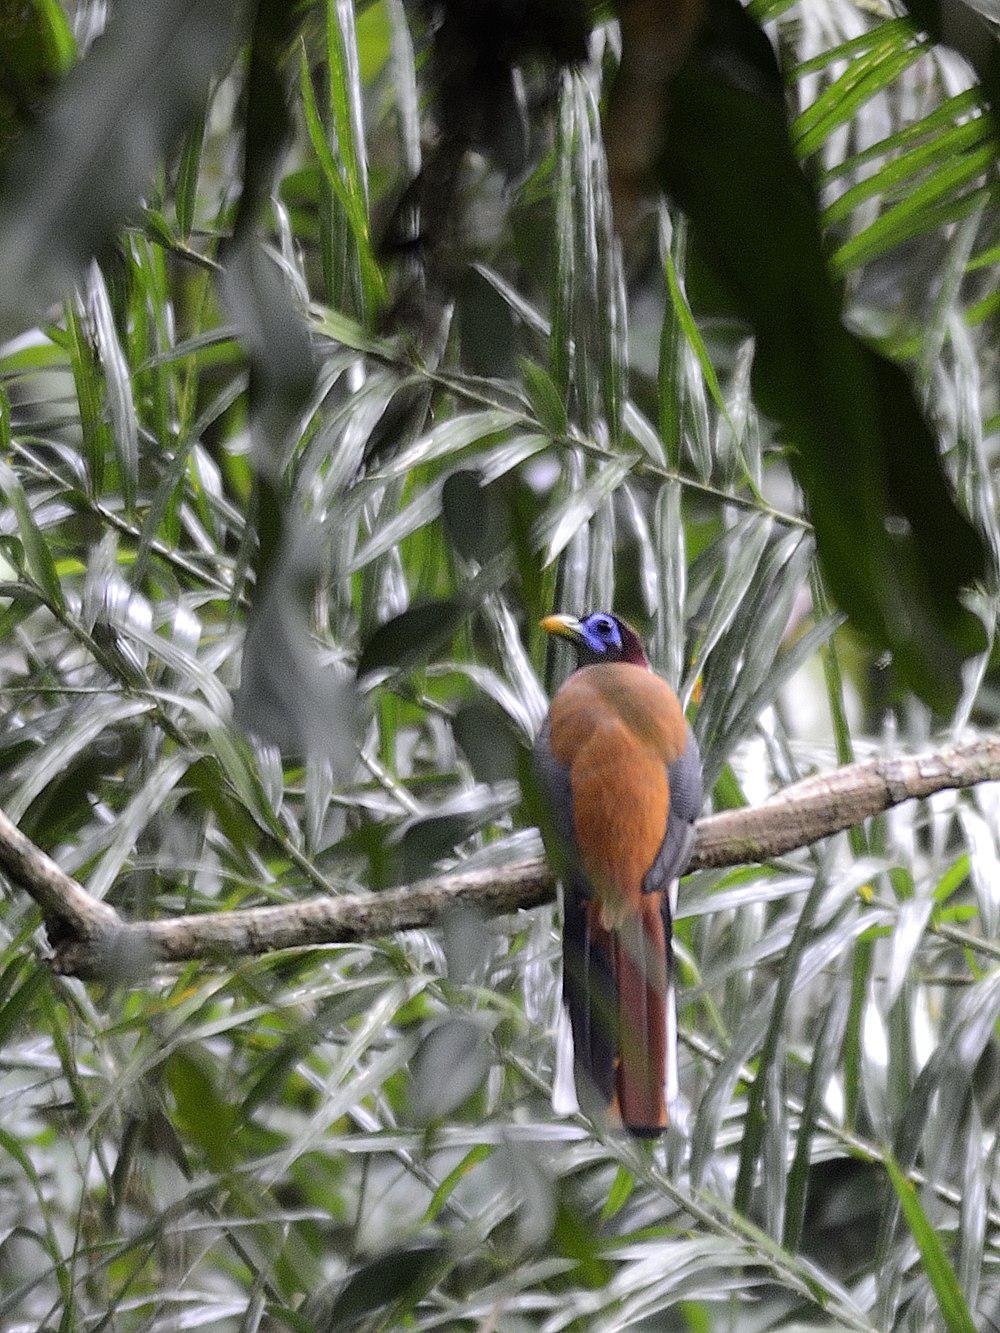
[442,470,509,564]
[327,1244,446,1329]
[167,1048,238,1172]
[453,697,520,784]
[357,599,469,679]
[424,1145,492,1222]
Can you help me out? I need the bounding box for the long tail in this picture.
[562,886,674,1135]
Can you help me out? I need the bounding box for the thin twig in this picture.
[0,736,997,978]
[404,362,812,531]
[320,311,810,533]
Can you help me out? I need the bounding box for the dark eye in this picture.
[595,617,613,637]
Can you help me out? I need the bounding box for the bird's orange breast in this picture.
[547,664,687,925]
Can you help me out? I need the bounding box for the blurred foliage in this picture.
[0,0,997,1328]
[656,0,990,710]
[0,0,74,156]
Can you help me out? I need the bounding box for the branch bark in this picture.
[0,808,118,939]
[2,736,998,979]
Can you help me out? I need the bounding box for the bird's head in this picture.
[540,611,649,668]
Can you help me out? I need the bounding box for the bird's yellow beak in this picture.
[540,613,584,642]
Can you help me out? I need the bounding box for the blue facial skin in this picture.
[580,613,623,657]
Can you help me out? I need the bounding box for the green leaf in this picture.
[733,873,828,1214]
[793,38,924,158]
[328,1244,447,1329]
[520,357,568,438]
[601,1165,636,1220]
[206,726,286,841]
[298,34,385,324]
[657,212,685,469]
[167,1048,238,1172]
[87,263,138,510]
[372,409,519,481]
[783,963,852,1248]
[821,115,994,228]
[820,88,981,183]
[884,1153,977,1333]
[64,297,112,496]
[831,145,997,272]
[0,0,75,156]
[0,456,65,610]
[535,455,636,567]
[357,599,469,679]
[552,1202,612,1289]
[0,1124,71,1305]
[409,1018,489,1122]
[663,246,729,424]
[0,964,47,1050]
[442,469,512,565]
[425,1145,493,1222]
[174,109,206,238]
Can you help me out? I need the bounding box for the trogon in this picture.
[535,612,702,1134]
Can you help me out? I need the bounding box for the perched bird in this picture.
[534,612,702,1135]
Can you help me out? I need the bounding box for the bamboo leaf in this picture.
[0,456,65,610]
[884,1153,976,1333]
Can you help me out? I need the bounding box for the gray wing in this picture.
[643,724,702,896]
[532,718,582,881]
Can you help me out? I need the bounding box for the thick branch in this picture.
[2,736,997,979]
[687,738,1000,866]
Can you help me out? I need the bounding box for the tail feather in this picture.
[562,885,674,1134]
[563,885,617,1111]
[615,899,668,1133]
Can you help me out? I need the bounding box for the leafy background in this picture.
[0,0,998,1328]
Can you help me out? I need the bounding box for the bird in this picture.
[534,611,702,1135]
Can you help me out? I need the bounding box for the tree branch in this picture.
[0,808,118,939]
[1,736,998,979]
